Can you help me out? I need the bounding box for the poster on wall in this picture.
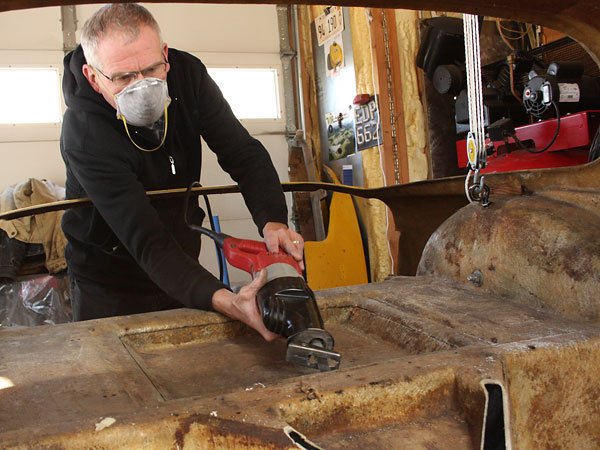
[313,7,362,179]
[326,108,355,160]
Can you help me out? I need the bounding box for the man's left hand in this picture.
[262,222,305,271]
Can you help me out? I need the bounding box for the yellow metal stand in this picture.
[304,167,368,290]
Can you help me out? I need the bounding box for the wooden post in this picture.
[368,8,410,274]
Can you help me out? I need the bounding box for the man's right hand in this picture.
[211,270,279,341]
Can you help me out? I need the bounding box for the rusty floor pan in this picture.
[121,305,451,400]
[305,416,475,450]
[2,276,600,449]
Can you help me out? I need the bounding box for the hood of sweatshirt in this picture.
[62,45,116,118]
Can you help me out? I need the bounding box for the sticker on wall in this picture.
[326,108,356,160]
[354,96,382,151]
[324,34,345,77]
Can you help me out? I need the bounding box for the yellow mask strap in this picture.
[118,103,169,152]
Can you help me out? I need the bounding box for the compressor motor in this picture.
[523,61,600,118]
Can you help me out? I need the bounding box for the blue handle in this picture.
[212,215,229,286]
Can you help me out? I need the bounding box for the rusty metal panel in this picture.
[418,188,600,323]
[1,276,600,448]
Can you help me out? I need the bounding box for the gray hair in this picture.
[81,3,163,69]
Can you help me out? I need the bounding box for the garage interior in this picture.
[0,1,599,449]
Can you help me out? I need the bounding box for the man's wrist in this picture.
[211,288,235,317]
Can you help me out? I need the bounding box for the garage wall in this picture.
[0,7,65,187]
[0,3,290,284]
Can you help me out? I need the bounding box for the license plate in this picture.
[354,98,382,151]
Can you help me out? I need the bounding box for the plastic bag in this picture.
[0,272,72,327]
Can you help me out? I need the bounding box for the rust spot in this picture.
[173,414,291,449]
[368,379,394,387]
[173,413,199,450]
[561,245,589,282]
[442,319,455,329]
[447,335,470,347]
[443,240,464,277]
[565,266,585,282]
[299,385,322,402]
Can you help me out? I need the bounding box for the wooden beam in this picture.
[370,8,410,185]
[368,8,411,274]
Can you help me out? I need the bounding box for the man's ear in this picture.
[163,43,170,74]
[82,64,102,94]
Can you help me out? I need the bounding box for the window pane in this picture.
[0,68,61,124]
[207,68,280,119]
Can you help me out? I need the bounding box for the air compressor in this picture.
[523,61,600,117]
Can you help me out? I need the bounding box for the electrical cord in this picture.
[497,20,528,38]
[496,20,537,51]
[496,20,515,50]
[183,181,225,283]
[513,101,561,154]
[588,122,600,162]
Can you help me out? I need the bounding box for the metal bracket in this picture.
[296,130,327,240]
[60,6,77,54]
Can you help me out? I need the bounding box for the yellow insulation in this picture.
[350,7,393,282]
[300,6,430,281]
[395,10,429,181]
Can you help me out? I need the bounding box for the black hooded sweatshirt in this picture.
[60,45,288,312]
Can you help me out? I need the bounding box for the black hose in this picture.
[588,122,600,162]
[184,181,225,283]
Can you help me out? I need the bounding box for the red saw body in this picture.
[220,236,302,277]
[189,225,341,372]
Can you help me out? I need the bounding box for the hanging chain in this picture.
[381,9,401,185]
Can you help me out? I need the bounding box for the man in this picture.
[60,3,303,340]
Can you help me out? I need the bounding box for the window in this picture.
[207,67,281,120]
[0,68,62,124]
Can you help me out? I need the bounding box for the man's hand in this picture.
[262,222,305,271]
[211,270,279,341]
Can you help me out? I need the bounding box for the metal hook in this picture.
[467,171,492,207]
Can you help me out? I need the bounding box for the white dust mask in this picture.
[114,77,171,127]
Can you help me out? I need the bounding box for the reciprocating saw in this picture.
[188,224,341,372]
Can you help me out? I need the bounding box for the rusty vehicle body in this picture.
[0,0,599,449]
